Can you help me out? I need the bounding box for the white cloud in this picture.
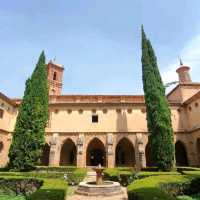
[162,34,200,84]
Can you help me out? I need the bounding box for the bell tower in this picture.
[176,60,192,83]
[47,60,64,95]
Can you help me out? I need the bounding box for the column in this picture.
[107,133,114,168]
[77,133,85,167]
[49,133,60,166]
[135,133,146,170]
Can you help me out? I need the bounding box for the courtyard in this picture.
[0,166,200,200]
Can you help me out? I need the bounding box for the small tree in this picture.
[8,51,49,170]
[141,27,174,170]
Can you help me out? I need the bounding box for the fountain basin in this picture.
[75,181,123,196]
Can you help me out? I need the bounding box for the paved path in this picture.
[66,187,128,200]
[66,170,128,200]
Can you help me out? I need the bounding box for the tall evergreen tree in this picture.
[8,51,49,171]
[141,27,174,170]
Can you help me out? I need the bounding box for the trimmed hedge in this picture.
[0,168,87,185]
[136,171,181,179]
[28,178,68,200]
[127,175,194,200]
[65,168,87,185]
[35,166,77,172]
[104,168,135,186]
[0,176,68,200]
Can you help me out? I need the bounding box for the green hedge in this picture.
[0,176,68,200]
[65,168,87,185]
[136,171,181,179]
[104,168,135,186]
[127,175,193,200]
[0,168,87,185]
[28,178,68,200]
[35,166,77,172]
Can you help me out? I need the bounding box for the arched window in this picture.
[53,72,57,81]
[0,109,4,118]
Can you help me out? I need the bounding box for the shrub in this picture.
[64,168,87,185]
[0,178,42,197]
[104,168,135,186]
[127,175,192,200]
[35,166,77,172]
[28,178,68,200]
[0,175,68,200]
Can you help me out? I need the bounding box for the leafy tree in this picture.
[141,27,174,170]
[8,51,49,171]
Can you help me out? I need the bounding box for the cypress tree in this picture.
[141,27,174,170]
[8,51,49,171]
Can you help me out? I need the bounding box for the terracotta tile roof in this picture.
[0,92,17,107]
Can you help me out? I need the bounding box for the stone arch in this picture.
[115,137,135,167]
[145,142,154,167]
[60,138,77,166]
[196,138,200,166]
[175,141,188,166]
[86,137,106,166]
[40,143,50,166]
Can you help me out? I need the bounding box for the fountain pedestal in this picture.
[92,166,104,185]
[76,165,123,196]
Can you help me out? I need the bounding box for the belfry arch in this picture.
[86,138,106,166]
[115,137,135,167]
[175,141,188,166]
[60,138,77,166]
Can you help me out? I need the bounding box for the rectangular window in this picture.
[92,115,98,123]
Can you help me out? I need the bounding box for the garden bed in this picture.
[127,171,200,200]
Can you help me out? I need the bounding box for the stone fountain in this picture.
[76,164,122,196]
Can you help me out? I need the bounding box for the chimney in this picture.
[176,63,191,83]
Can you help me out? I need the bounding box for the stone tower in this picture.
[176,63,191,83]
[47,60,64,95]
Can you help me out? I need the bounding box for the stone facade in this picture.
[0,61,200,168]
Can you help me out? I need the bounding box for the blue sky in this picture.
[1,0,200,97]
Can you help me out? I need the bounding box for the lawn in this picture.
[0,167,87,200]
[0,195,25,200]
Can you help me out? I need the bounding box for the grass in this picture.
[127,175,193,200]
[177,195,200,200]
[0,167,87,200]
[0,175,68,200]
[28,178,68,200]
[0,195,25,200]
